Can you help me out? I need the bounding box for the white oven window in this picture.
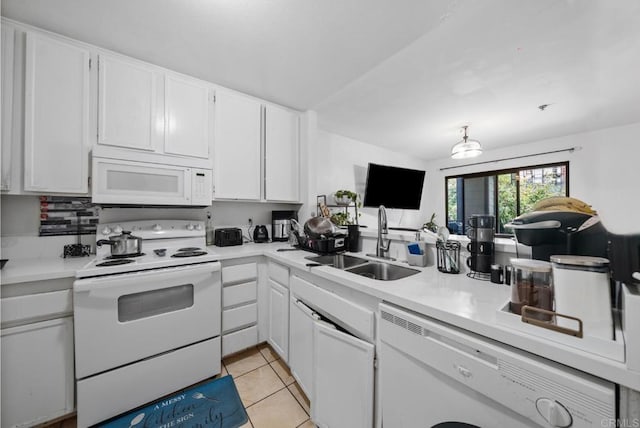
[118,284,194,322]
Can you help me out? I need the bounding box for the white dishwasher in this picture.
[379,302,616,428]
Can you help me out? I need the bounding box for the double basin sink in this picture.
[305,254,420,281]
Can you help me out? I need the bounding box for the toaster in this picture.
[214,228,243,247]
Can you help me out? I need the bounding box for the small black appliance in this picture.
[253,225,269,243]
[214,228,243,247]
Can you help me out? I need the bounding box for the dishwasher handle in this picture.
[295,299,320,321]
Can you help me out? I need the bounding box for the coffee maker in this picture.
[508,210,608,261]
[272,210,298,242]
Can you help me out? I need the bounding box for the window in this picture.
[446,162,568,236]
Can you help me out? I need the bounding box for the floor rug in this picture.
[96,375,248,428]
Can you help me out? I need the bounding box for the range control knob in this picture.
[186,223,195,231]
[152,224,162,232]
[195,224,203,231]
[536,398,572,428]
[101,227,112,236]
[113,225,123,234]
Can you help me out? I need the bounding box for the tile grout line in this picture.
[229,358,273,381]
[296,419,313,428]
[269,359,295,387]
[287,384,310,417]
[244,383,289,411]
[223,352,270,378]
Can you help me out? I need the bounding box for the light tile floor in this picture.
[223,343,313,428]
[40,343,313,428]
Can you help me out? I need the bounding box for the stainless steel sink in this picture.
[345,262,420,281]
[304,254,369,269]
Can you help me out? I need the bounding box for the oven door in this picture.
[73,262,221,379]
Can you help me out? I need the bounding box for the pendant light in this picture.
[451,125,482,159]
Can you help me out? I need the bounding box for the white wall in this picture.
[424,122,640,234]
[314,130,430,229]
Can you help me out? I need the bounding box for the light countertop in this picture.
[2,242,638,390]
[0,257,90,285]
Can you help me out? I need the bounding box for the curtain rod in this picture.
[439,147,580,171]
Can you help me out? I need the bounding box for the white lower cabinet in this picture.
[288,297,318,399]
[289,274,375,428]
[1,317,75,428]
[268,278,289,361]
[313,320,374,428]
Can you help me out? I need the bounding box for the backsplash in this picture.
[1,195,300,259]
[1,234,96,260]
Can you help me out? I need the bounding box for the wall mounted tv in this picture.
[362,163,426,210]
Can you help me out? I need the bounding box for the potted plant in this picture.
[330,211,351,226]
[334,189,358,206]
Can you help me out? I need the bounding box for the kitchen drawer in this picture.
[290,275,374,341]
[222,262,257,285]
[77,336,220,428]
[268,261,289,286]
[223,303,257,333]
[222,325,258,357]
[1,290,72,328]
[223,281,257,308]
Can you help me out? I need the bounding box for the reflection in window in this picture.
[446,162,568,235]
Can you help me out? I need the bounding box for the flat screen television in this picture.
[362,163,426,209]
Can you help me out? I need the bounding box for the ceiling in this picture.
[3,0,640,160]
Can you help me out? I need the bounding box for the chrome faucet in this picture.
[367,205,394,260]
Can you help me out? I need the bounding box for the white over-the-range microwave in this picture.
[91,149,213,206]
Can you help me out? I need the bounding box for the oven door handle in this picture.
[74,262,221,293]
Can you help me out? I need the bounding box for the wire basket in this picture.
[436,240,461,274]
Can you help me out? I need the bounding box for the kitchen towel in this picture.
[96,375,248,428]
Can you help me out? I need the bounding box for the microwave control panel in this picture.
[192,168,213,205]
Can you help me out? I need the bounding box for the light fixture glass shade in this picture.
[451,126,482,159]
[451,139,482,159]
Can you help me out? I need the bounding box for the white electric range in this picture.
[74,220,222,427]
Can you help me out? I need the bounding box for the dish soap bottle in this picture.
[206,211,214,246]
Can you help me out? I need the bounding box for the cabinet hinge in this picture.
[88,176,91,188]
[89,58,92,70]
[212,94,216,103]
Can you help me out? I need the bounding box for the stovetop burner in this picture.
[171,251,208,258]
[105,253,145,259]
[97,259,136,267]
[177,247,202,252]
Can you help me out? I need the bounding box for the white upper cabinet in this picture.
[1,25,15,191]
[24,33,90,194]
[213,91,262,200]
[98,55,159,151]
[98,56,212,161]
[164,74,211,159]
[264,104,299,202]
